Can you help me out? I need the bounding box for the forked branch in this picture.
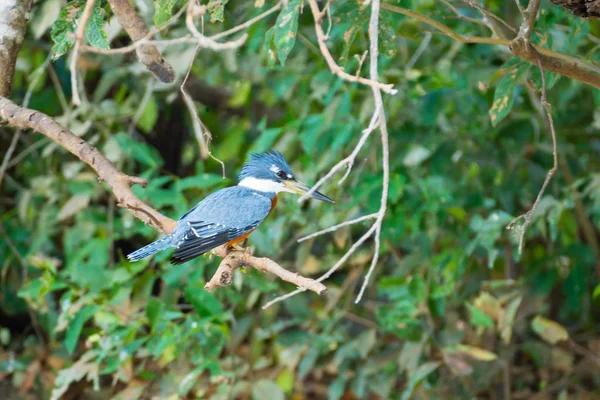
[264,0,391,309]
[380,3,600,90]
[306,0,397,95]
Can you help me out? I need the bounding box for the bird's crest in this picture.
[238,150,293,182]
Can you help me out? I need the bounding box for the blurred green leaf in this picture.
[65,305,99,354]
[489,60,529,126]
[154,0,179,26]
[137,96,158,133]
[146,297,163,332]
[184,284,224,317]
[276,368,294,394]
[114,132,164,168]
[85,3,109,50]
[593,284,600,299]
[176,174,226,191]
[401,362,441,400]
[50,0,84,58]
[467,303,494,328]
[207,0,229,23]
[328,375,348,400]
[273,0,300,65]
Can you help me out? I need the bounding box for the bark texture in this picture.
[107,0,176,83]
[0,0,33,97]
[550,0,600,18]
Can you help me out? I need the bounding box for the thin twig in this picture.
[264,0,391,309]
[462,0,517,34]
[441,0,491,30]
[179,7,226,174]
[405,32,432,72]
[355,0,390,304]
[47,63,70,116]
[210,2,282,40]
[506,55,558,254]
[380,3,600,89]
[185,0,248,51]
[516,0,541,40]
[262,223,378,309]
[297,111,379,203]
[298,213,378,242]
[82,1,262,56]
[181,44,209,159]
[4,138,50,170]
[70,0,97,106]
[0,130,20,190]
[354,50,368,78]
[306,0,397,95]
[514,0,525,14]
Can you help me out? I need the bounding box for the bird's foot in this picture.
[203,249,217,259]
[230,243,246,252]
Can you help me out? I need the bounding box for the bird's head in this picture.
[238,150,334,203]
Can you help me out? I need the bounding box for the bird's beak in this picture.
[283,180,334,203]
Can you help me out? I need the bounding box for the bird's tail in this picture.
[127,235,174,261]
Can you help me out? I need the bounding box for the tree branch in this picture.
[506,0,558,254]
[380,2,600,90]
[106,0,176,83]
[0,0,32,97]
[81,4,187,55]
[0,97,176,233]
[516,0,541,39]
[264,0,392,309]
[507,55,558,254]
[355,0,390,304]
[306,0,397,95]
[0,97,327,295]
[204,248,327,295]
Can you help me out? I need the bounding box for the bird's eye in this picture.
[276,170,287,179]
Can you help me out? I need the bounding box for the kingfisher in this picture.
[127,151,333,264]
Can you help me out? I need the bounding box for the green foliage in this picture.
[153,0,180,26]
[3,0,600,398]
[85,2,110,50]
[273,0,300,66]
[489,59,530,126]
[50,0,109,59]
[207,0,229,23]
[50,0,84,58]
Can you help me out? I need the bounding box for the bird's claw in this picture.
[203,249,217,260]
[231,243,246,252]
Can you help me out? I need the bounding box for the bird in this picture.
[127,150,334,264]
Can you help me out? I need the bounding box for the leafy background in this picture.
[1,0,600,399]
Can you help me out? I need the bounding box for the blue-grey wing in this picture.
[170,187,272,264]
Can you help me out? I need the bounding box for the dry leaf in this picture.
[532,316,569,345]
[456,345,498,361]
[57,194,90,221]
